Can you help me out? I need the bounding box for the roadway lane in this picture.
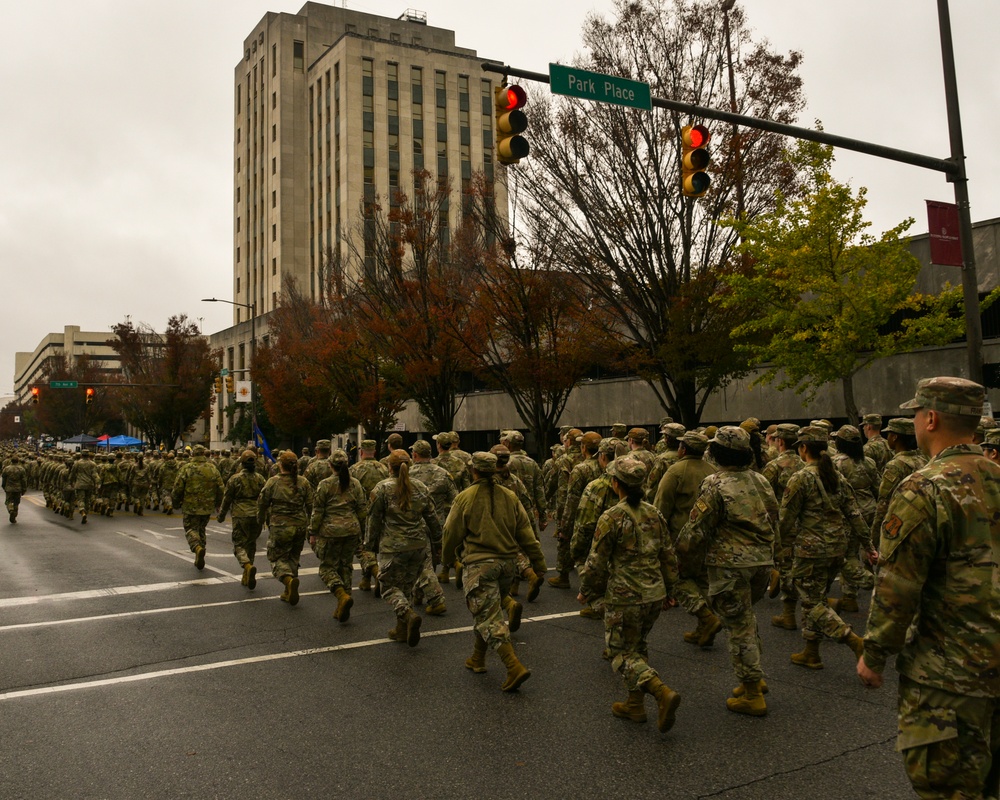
[0,491,912,799]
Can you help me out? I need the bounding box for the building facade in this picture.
[13,326,122,404]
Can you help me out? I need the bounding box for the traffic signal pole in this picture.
[484,0,984,382]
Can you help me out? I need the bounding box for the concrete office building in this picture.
[13,326,122,404]
[209,2,507,447]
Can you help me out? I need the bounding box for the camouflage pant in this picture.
[356,543,377,575]
[74,489,94,515]
[377,548,426,617]
[791,556,852,642]
[838,534,875,598]
[314,534,359,591]
[674,570,710,615]
[554,529,574,574]
[266,523,306,581]
[897,676,1000,800]
[231,516,263,567]
[160,488,173,512]
[131,484,150,509]
[183,514,211,551]
[99,485,118,510]
[707,565,770,683]
[462,557,516,650]
[5,491,21,515]
[605,601,663,692]
[412,550,445,607]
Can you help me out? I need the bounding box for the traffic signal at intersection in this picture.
[681,123,712,197]
[85,387,95,405]
[494,84,529,165]
[214,376,223,394]
[31,387,39,404]
[225,375,235,394]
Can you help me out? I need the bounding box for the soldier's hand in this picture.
[865,548,879,565]
[576,592,587,605]
[857,656,883,689]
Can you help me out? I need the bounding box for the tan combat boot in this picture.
[842,630,865,660]
[279,575,299,605]
[829,595,860,613]
[454,561,464,590]
[612,691,647,723]
[642,676,681,733]
[766,568,781,598]
[388,616,407,642]
[497,642,530,692]
[465,632,488,674]
[425,598,447,616]
[526,569,544,603]
[683,606,722,647]
[333,586,354,622]
[438,565,450,585]
[547,571,571,589]
[771,599,798,630]
[245,563,257,590]
[358,565,373,592]
[790,638,823,669]
[509,577,520,597]
[732,678,769,697]
[404,608,422,647]
[726,680,767,716]
[502,595,523,633]
[194,546,206,570]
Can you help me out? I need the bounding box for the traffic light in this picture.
[681,123,712,197]
[214,376,223,395]
[495,84,529,165]
[85,387,95,405]
[225,375,235,394]
[31,387,39,405]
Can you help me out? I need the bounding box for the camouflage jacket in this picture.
[652,455,716,540]
[761,450,804,504]
[2,464,27,493]
[69,459,100,491]
[863,436,893,473]
[309,475,367,538]
[366,477,440,554]
[131,463,151,490]
[644,449,680,502]
[871,450,928,545]
[561,457,602,534]
[257,474,314,527]
[303,457,334,489]
[778,464,870,560]
[571,473,617,565]
[217,457,236,485]
[172,456,224,515]
[433,450,470,492]
[864,444,1000,697]
[496,470,531,516]
[442,479,545,571]
[219,468,266,519]
[409,462,458,527]
[579,500,678,605]
[554,445,583,529]
[833,453,880,526]
[158,460,179,492]
[678,466,777,569]
[629,448,656,473]
[507,451,545,514]
[350,459,389,507]
[99,462,119,489]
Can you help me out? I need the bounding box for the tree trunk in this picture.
[842,373,859,424]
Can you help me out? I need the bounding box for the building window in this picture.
[236,277,240,293]
[272,291,278,308]
[272,258,277,276]
[271,124,276,142]
[293,41,304,71]
[271,157,276,174]
[272,44,276,76]
[236,247,241,263]
[272,224,277,241]
[272,190,276,208]
[272,91,276,109]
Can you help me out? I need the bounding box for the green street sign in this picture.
[549,63,652,111]
[49,381,79,389]
[220,368,229,376]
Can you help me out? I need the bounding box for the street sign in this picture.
[549,63,652,111]
[49,381,79,389]
[220,368,229,376]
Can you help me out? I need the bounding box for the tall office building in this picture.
[232,2,507,323]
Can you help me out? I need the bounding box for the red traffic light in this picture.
[499,84,527,112]
[31,387,40,404]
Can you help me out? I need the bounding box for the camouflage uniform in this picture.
[218,463,267,572]
[507,445,546,531]
[257,471,314,583]
[863,377,1000,800]
[551,437,583,579]
[2,459,27,522]
[864,436,892,473]
[130,458,151,514]
[304,449,334,489]
[678,450,777,687]
[309,472,367,593]
[560,455,602,552]
[653,444,716,616]
[350,454,389,580]
[434,448,470,492]
[571,470,618,565]
[172,449,225,563]
[579,457,679,710]
[97,456,120,516]
[68,453,100,520]
[833,444,880,600]
[871,446,927,549]
[158,455,179,514]
[778,439,871,652]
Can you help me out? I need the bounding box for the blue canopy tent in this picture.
[103,435,144,449]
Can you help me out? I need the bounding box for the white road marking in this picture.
[143,529,176,541]
[0,578,233,607]
[0,611,580,702]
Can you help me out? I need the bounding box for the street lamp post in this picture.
[202,297,257,443]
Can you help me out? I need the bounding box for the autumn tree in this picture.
[345,171,474,432]
[30,354,121,438]
[108,315,218,448]
[719,139,988,420]
[515,0,804,425]
[0,401,32,441]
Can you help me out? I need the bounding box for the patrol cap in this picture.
[794,426,830,445]
[861,414,883,427]
[559,426,572,437]
[315,439,332,451]
[661,423,686,438]
[606,455,647,487]
[899,376,985,417]
[740,417,761,433]
[330,449,349,466]
[277,450,298,467]
[471,451,497,474]
[506,430,524,446]
[627,427,649,441]
[192,444,207,456]
[704,425,718,439]
[387,449,411,469]
[580,431,603,451]
[659,416,674,426]
[433,431,456,446]
[386,433,403,448]
[489,444,511,465]
[764,424,778,436]
[709,425,751,451]
[410,439,432,457]
[679,432,709,453]
[773,423,800,441]
[550,443,563,454]
[240,450,257,464]
[834,425,862,443]
[565,428,583,443]
[810,419,833,433]
[982,429,1000,449]
[882,417,915,436]
[360,439,377,450]
[597,437,618,457]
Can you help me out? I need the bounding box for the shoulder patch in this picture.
[882,514,903,540]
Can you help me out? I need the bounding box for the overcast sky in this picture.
[2,0,997,396]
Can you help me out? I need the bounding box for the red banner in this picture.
[926,200,963,267]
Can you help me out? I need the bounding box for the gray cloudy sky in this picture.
[2,0,997,396]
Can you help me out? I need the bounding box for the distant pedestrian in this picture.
[257,451,314,605]
[218,450,267,589]
[172,444,224,570]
